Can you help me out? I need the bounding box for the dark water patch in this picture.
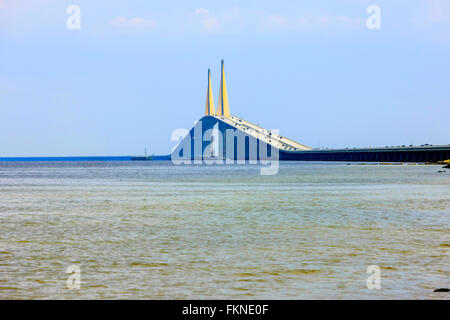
[130,262,169,268]
[284,269,322,275]
[0,286,20,290]
[383,266,398,271]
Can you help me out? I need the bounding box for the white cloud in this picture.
[110,16,156,29]
[2,1,443,41]
[296,17,308,26]
[427,0,450,22]
[266,14,289,28]
[194,8,221,32]
[190,7,365,34]
[194,8,209,16]
[317,15,330,25]
[336,16,362,24]
[201,16,220,31]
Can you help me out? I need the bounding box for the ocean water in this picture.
[0,161,448,299]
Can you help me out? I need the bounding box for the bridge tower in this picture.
[204,69,215,116]
[217,60,230,117]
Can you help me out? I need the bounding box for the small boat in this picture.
[131,148,153,161]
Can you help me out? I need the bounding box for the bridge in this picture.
[172,61,450,162]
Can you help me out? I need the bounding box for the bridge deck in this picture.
[215,115,312,151]
[281,145,450,162]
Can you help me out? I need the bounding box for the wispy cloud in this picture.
[110,16,156,30]
[191,7,363,34]
[1,1,448,41]
[194,8,209,16]
[336,16,363,24]
[427,0,450,22]
[265,14,290,29]
[194,8,220,32]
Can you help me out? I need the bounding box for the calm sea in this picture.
[0,161,448,299]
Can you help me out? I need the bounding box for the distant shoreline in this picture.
[0,155,171,162]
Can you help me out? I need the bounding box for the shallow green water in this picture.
[0,161,448,299]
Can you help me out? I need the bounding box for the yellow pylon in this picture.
[204,69,215,116]
[217,60,230,117]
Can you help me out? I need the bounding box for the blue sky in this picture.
[1,0,449,156]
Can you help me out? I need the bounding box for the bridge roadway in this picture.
[214,115,312,152]
[279,144,450,162]
[212,116,450,162]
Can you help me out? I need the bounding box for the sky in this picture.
[0,0,449,156]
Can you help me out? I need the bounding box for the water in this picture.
[0,161,448,299]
